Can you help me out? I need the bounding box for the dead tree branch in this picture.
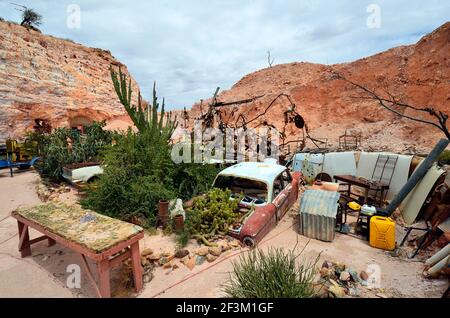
[334,72,450,140]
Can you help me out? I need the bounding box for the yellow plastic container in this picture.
[369,216,396,251]
[348,201,361,211]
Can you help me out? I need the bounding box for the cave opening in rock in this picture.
[69,116,92,134]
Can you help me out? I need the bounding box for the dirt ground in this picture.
[0,170,447,298]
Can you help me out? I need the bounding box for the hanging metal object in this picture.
[294,115,305,129]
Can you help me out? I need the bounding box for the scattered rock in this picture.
[347,269,360,283]
[163,261,173,269]
[141,257,149,267]
[141,248,153,257]
[161,250,172,257]
[217,241,231,251]
[147,253,161,261]
[196,256,206,265]
[196,246,209,256]
[321,260,333,269]
[180,255,189,264]
[360,270,369,281]
[206,254,218,263]
[339,271,351,282]
[320,267,334,278]
[143,273,153,283]
[186,256,196,270]
[158,256,174,266]
[376,293,389,298]
[333,262,346,274]
[175,249,189,258]
[348,287,360,297]
[328,285,346,298]
[209,246,222,256]
[172,264,179,270]
[229,240,241,248]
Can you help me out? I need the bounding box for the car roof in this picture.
[217,162,286,185]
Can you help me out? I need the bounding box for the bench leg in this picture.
[47,237,56,247]
[130,241,143,292]
[17,221,31,258]
[97,259,111,298]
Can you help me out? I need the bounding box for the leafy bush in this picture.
[81,129,177,224]
[172,163,221,200]
[30,121,113,180]
[20,8,42,28]
[223,248,318,298]
[82,128,222,227]
[438,150,450,164]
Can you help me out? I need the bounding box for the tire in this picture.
[242,236,255,248]
[315,172,332,182]
[87,175,99,183]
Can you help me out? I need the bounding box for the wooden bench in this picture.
[11,202,144,298]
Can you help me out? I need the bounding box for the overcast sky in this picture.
[1,0,449,109]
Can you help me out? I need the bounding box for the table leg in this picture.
[47,237,56,247]
[363,188,369,204]
[17,221,31,257]
[97,259,111,298]
[130,241,143,292]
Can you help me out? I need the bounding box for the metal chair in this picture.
[368,154,398,206]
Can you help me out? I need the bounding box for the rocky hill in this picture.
[183,22,450,154]
[0,21,136,140]
[1,20,448,154]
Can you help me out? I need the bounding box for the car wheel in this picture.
[242,236,255,248]
[87,176,99,183]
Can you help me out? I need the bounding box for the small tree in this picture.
[267,50,275,68]
[20,8,42,28]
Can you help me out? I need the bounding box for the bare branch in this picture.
[334,72,450,140]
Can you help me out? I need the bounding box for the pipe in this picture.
[385,139,449,215]
[425,243,450,267]
[427,255,449,277]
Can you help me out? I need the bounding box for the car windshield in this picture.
[213,175,268,204]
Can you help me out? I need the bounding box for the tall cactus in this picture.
[110,66,177,140]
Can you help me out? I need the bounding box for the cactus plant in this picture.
[110,66,177,140]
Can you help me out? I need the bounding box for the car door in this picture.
[273,174,289,222]
[281,169,296,206]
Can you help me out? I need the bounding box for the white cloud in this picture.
[1,0,448,109]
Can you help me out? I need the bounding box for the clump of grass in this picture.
[223,247,318,298]
[438,150,450,165]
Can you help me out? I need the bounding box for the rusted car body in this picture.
[212,162,302,247]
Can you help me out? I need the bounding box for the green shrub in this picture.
[30,121,113,180]
[438,150,450,164]
[82,128,222,227]
[223,248,318,298]
[171,163,221,200]
[81,129,176,223]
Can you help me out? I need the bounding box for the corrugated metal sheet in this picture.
[299,189,340,242]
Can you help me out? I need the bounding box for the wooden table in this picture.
[333,174,389,206]
[11,202,144,298]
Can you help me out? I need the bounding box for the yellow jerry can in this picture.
[369,216,396,251]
